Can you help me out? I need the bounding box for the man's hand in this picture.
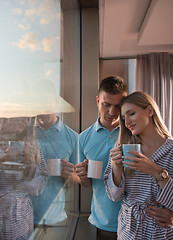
[146,201,173,228]
[75,159,91,187]
[61,158,75,179]
[75,159,88,179]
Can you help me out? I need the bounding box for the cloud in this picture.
[28,0,39,6]
[46,69,52,76]
[40,18,50,25]
[18,23,31,30]
[12,8,23,15]
[25,0,59,23]
[56,36,60,41]
[13,32,41,51]
[19,0,25,5]
[25,8,37,21]
[25,8,37,16]
[12,32,58,53]
[42,37,54,52]
[38,0,55,17]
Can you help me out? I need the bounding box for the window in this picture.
[0,1,80,239]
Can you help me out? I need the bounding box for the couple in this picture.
[76,76,173,240]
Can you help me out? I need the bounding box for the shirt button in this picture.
[109,135,111,138]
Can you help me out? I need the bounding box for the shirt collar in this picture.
[36,117,63,132]
[52,118,62,131]
[95,117,119,132]
[95,117,104,131]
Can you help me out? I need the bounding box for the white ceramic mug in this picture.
[122,144,141,168]
[87,160,103,179]
[47,158,62,176]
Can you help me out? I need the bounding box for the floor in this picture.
[29,213,96,240]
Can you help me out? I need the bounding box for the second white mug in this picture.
[87,160,103,179]
[47,158,62,176]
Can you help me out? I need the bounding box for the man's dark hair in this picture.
[99,75,128,95]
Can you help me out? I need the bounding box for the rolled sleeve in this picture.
[104,168,125,202]
[156,178,173,211]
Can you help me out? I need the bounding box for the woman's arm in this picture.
[24,146,48,196]
[103,145,125,202]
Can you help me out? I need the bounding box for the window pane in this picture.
[0,0,79,239]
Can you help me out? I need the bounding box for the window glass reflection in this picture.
[32,113,78,226]
[0,117,47,239]
[0,0,79,239]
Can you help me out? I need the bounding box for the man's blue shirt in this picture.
[31,119,78,224]
[79,118,121,232]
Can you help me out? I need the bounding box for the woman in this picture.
[104,91,173,239]
[0,117,47,240]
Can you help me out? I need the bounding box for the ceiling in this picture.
[99,0,173,59]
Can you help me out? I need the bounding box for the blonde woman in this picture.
[104,91,173,239]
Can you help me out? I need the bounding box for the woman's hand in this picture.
[110,145,124,186]
[124,151,170,189]
[24,143,39,165]
[110,144,123,169]
[123,150,162,177]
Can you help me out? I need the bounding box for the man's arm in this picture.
[146,201,173,228]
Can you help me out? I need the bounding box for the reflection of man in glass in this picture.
[0,117,47,240]
[31,113,78,225]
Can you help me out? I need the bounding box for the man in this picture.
[75,75,173,240]
[31,113,78,225]
[75,75,127,239]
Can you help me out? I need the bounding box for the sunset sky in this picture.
[0,0,64,117]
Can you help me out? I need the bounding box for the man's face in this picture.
[37,113,57,129]
[96,91,126,131]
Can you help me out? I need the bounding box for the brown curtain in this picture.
[135,52,173,135]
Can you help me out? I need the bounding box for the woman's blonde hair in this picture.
[118,91,171,144]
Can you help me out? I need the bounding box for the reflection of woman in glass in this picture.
[104,92,173,239]
[0,117,47,240]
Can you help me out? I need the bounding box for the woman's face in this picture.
[121,102,152,136]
